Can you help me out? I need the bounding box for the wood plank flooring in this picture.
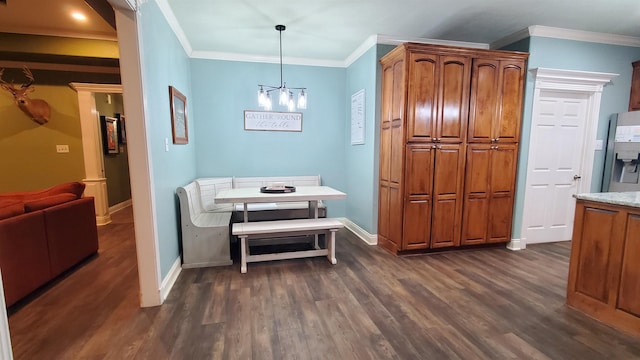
[7,206,640,359]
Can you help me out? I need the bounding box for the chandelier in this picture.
[257,25,307,112]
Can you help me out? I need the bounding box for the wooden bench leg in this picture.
[327,229,337,265]
[240,235,248,273]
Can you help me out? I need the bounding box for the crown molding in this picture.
[376,34,489,49]
[492,25,640,50]
[190,50,345,68]
[155,0,193,55]
[530,25,640,47]
[531,67,618,92]
[344,35,379,68]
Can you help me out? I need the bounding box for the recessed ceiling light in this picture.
[71,12,87,21]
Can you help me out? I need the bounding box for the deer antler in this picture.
[21,67,34,88]
[0,68,15,92]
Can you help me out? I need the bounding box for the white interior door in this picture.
[522,90,590,243]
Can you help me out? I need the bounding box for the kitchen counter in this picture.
[567,193,640,337]
[574,191,640,208]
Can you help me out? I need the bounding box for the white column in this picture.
[70,83,124,226]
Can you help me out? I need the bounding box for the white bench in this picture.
[176,175,328,268]
[232,218,344,273]
[176,182,233,268]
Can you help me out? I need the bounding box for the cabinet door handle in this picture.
[495,138,499,142]
[432,137,437,141]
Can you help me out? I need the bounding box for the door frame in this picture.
[518,68,618,247]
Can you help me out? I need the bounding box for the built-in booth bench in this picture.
[176,175,331,269]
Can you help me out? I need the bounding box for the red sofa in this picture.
[0,182,99,307]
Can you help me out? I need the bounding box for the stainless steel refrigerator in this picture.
[602,111,640,192]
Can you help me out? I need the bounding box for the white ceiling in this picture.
[1,0,639,63]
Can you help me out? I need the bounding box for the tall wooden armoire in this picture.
[378,43,528,254]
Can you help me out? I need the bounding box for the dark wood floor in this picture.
[7,206,640,359]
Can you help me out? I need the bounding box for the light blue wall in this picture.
[190,59,347,217]
[344,47,378,232]
[138,1,197,277]
[509,36,640,240]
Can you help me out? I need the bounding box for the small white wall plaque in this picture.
[351,89,365,145]
[244,111,302,132]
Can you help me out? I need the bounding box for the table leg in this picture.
[240,235,248,273]
[311,200,319,248]
[327,229,337,264]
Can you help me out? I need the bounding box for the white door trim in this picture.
[0,268,13,360]
[517,68,618,247]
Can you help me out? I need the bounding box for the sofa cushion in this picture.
[0,182,86,202]
[24,193,77,212]
[0,199,25,220]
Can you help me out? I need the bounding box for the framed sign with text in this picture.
[244,110,302,132]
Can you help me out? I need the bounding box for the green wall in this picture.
[0,33,120,193]
[0,84,86,192]
[95,93,131,206]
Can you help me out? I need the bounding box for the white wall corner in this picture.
[340,218,378,245]
[160,257,182,303]
[490,27,531,50]
[507,238,526,251]
[155,0,194,56]
[528,25,640,48]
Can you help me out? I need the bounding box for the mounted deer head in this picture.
[0,67,51,125]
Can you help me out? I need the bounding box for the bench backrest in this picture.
[233,175,321,189]
[176,182,202,224]
[195,177,233,211]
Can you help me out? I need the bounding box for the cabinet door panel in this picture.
[462,144,491,244]
[431,144,465,247]
[405,145,434,196]
[438,55,470,143]
[391,59,405,123]
[468,59,499,142]
[462,197,489,245]
[491,144,517,194]
[496,61,525,142]
[403,145,434,249]
[390,122,404,185]
[488,194,514,243]
[575,207,618,303]
[389,186,403,246]
[617,213,640,316]
[407,53,437,141]
[403,200,431,249]
[378,185,390,241]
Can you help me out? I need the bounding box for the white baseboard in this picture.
[160,257,182,303]
[507,238,526,251]
[109,199,132,214]
[339,218,377,245]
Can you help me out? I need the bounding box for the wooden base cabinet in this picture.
[403,144,465,250]
[567,200,640,337]
[630,60,640,111]
[461,144,518,245]
[377,42,527,254]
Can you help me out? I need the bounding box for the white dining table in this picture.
[214,185,346,222]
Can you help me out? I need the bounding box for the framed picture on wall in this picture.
[116,113,126,144]
[100,116,119,154]
[169,86,188,144]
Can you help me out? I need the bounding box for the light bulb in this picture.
[288,92,295,111]
[264,93,272,110]
[279,85,288,106]
[297,89,307,109]
[258,87,267,107]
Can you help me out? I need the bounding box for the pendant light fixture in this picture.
[257,25,307,111]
